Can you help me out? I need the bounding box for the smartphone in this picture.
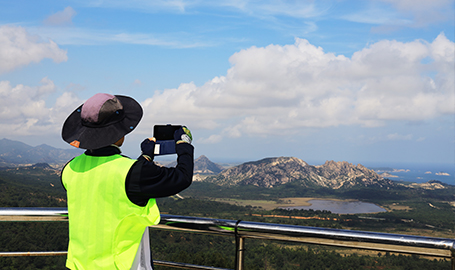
[153,125,181,140]
[153,125,181,156]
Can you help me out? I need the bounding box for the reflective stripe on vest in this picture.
[62,154,160,270]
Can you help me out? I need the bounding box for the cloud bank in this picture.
[0,30,453,143]
[0,77,81,136]
[0,25,68,74]
[139,33,454,142]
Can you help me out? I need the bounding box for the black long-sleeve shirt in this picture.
[63,143,194,206]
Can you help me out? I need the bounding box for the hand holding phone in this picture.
[140,138,156,161]
[174,126,192,144]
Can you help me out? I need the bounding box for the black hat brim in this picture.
[61,95,143,149]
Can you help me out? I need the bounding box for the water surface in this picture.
[283,200,386,214]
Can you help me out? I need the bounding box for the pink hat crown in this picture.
[81,93,123,124]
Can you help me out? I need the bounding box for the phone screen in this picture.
[153,125,181,140]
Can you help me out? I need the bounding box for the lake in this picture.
[282,200,387,214]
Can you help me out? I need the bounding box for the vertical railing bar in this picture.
[234,219,244,270]
[451,249,455,270]
[235,237,245,270]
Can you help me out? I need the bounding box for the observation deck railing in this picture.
[0,207,454,270]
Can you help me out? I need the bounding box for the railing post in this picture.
[235,236,245,270]
[452,249,455,270]
[234,219,245,270]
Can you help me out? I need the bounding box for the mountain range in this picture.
[1,138,448,191]
[0,138,82,167]
[0,139,225,173]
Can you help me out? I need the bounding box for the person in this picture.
[60,93,194,270]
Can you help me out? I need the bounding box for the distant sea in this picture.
[366,162,455,186]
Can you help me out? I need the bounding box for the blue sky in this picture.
[0,0,454,165]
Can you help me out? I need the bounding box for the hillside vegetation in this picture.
[0,159,454,269]
[0,166,67,269]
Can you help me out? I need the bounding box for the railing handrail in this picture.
[1,207,454,269]
[157,214,455,251]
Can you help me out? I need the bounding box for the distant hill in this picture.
[0,138,83,167]
[167,155,225,175]
[204,157,396,189]
[194,155,225,174]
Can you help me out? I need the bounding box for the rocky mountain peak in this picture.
[161,155,225,175]
[205,157,393,189]
[194,155,225,174]
[315,160,385,189]
[207,157,310,188]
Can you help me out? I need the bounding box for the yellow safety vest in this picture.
[62,154,160,270]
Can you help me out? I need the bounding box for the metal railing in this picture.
[0,207,454,270]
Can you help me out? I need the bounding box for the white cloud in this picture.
[139,34,454,142]
[0,78,81,136]
[43,6,77,26]
[0,25,68,74]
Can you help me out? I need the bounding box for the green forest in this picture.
[0,166,453,269]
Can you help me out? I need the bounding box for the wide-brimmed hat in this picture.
[62,93,143,149]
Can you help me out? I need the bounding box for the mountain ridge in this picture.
[204,156,395,189]
[0,138,83,166]
[0,139,449,190]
